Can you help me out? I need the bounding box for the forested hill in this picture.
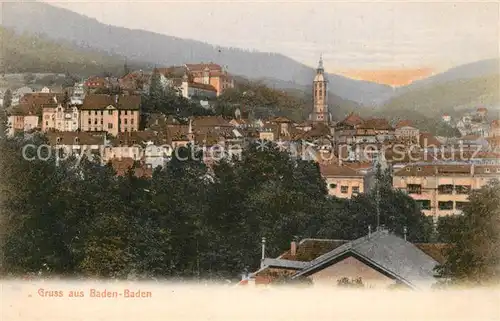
[2,1,393,105]
[0,27,148,76]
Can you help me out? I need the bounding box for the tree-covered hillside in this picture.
[380,75,500,119]
[0,27,148,76]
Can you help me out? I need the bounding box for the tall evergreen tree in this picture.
[3,89,12,108]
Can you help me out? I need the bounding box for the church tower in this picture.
[310,55,329,123]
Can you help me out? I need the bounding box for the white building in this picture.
[42,104,80,132]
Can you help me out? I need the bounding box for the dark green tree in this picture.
[436,180,500,285]
[3,89,12,108]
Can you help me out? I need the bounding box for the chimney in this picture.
[290,241,297,257]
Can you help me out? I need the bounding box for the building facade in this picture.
[79,94,140,136]
[393,164,500,220]
[320,163,364,198]
[42,104,79,132]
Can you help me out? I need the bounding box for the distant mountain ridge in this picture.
[1,1,394,106]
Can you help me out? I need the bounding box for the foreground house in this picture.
[243,229,444,290]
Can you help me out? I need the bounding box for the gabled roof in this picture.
[395,120,414,129]
[279,239,348,261]
[81,94,141,110]
[340,112,364,127]
[292,230,439,289]
[185,63,222,71]
[319,163,364,178]
[358,118,393,130]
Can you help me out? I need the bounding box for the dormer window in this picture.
[406,167,411,172]
[56,137,61,144]
[74,137,80,144]
[485,168,491,173]
[417,167,422,172]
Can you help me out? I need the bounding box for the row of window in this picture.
[86,110,135,115]
[87,118,134,125]
[328,183,360,194]
[415,200,468,211]
[407,184,472,195]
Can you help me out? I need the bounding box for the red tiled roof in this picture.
[395,120,414,129]
[341,113,364,127]
[185,63,222,71]
[189,82,217,92]
[358,118,393,130]
[46,131,103,146]
[109,157,152,178]
[279,239,348,262]
[419,132,442,148]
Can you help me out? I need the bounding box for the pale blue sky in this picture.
[44,0,499,72]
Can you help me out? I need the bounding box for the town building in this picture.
[42,103,79,132]
[241,230,443,290]
[394,120,420,145]
[319,163,364,198]
[393,163,500,219]
[185,63,234,96]
[180,73,218,100]
[7,105,39,137]
[79,94,140,136]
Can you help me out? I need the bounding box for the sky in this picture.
[43,0,499,85]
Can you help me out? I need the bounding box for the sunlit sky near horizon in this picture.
[43,0,499,84]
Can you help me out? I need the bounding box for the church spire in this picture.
[317,54,324,73]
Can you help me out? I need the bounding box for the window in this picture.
[124,110,128,115]
[438,201,453,210]
[406,167,411,172]
[438,185,453,194]
[108,110,113,115]
[131,119,134,125]
[455,201,468,211]
[352,186,360,194]
[417,167,422,172]
[94,119,98,125]
[416,200,431,210]
[56,137,61,144]
[485,168,491,173]
[340,186,349,194]
[74,137,80,144]
[94,111,98,115]
[45,121,48,126]
[329,183,337,189]
[455,185,471,194]
[101,111,103,116]
[407,184,422,194]
[101,119,103,125]
[88,119,91,125]
[108,123,113,129]
[124,119,128,125]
